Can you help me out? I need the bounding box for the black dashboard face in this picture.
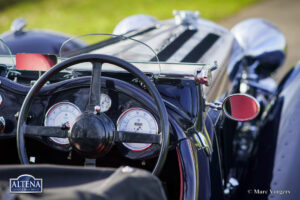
[0,76,164,162]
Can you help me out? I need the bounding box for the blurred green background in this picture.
[0,0,259,36]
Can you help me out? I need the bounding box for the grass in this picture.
[0,0,259,36]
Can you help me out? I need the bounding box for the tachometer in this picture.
[117,108,158,151]
[44,102,81,145]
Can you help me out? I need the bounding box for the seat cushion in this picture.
[0,165,167,200]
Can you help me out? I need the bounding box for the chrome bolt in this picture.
[62,122,71,130]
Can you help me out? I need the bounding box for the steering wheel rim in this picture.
[16,54,169,176]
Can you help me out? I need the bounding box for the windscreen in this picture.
[0,38,14,69]
[59,34,161,75]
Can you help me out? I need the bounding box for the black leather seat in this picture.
[0,165,166,200]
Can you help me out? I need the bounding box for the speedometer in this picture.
[117,108,158,151]
[44,102,81,145]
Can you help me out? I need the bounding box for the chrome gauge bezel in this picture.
[117,107,159,151]
[0,94,3,106]
[44,102,82,145]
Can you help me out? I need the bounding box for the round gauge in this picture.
[100,93,112,112]
[117,108,158,151]
[44,102,81,145]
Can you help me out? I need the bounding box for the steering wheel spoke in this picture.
[24,125,69,138]
[115,131,161,144]
[86,61,102,113]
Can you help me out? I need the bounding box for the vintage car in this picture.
[0,10,297,200]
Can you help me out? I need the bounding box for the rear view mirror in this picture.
[222,94,260,122]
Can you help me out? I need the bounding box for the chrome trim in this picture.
[68,61,210,80]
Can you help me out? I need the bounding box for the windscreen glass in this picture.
[59,34,161,74]
[0,38,14,69]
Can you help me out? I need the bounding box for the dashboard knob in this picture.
[94,105,101,114]
[0,116,5,133]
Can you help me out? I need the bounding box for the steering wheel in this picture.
[16,54,169,175]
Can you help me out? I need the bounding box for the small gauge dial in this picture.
[44,102,81,145]
[117,108,158,151]
[100,93,112,112]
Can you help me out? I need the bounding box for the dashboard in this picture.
[0,75,170,161]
